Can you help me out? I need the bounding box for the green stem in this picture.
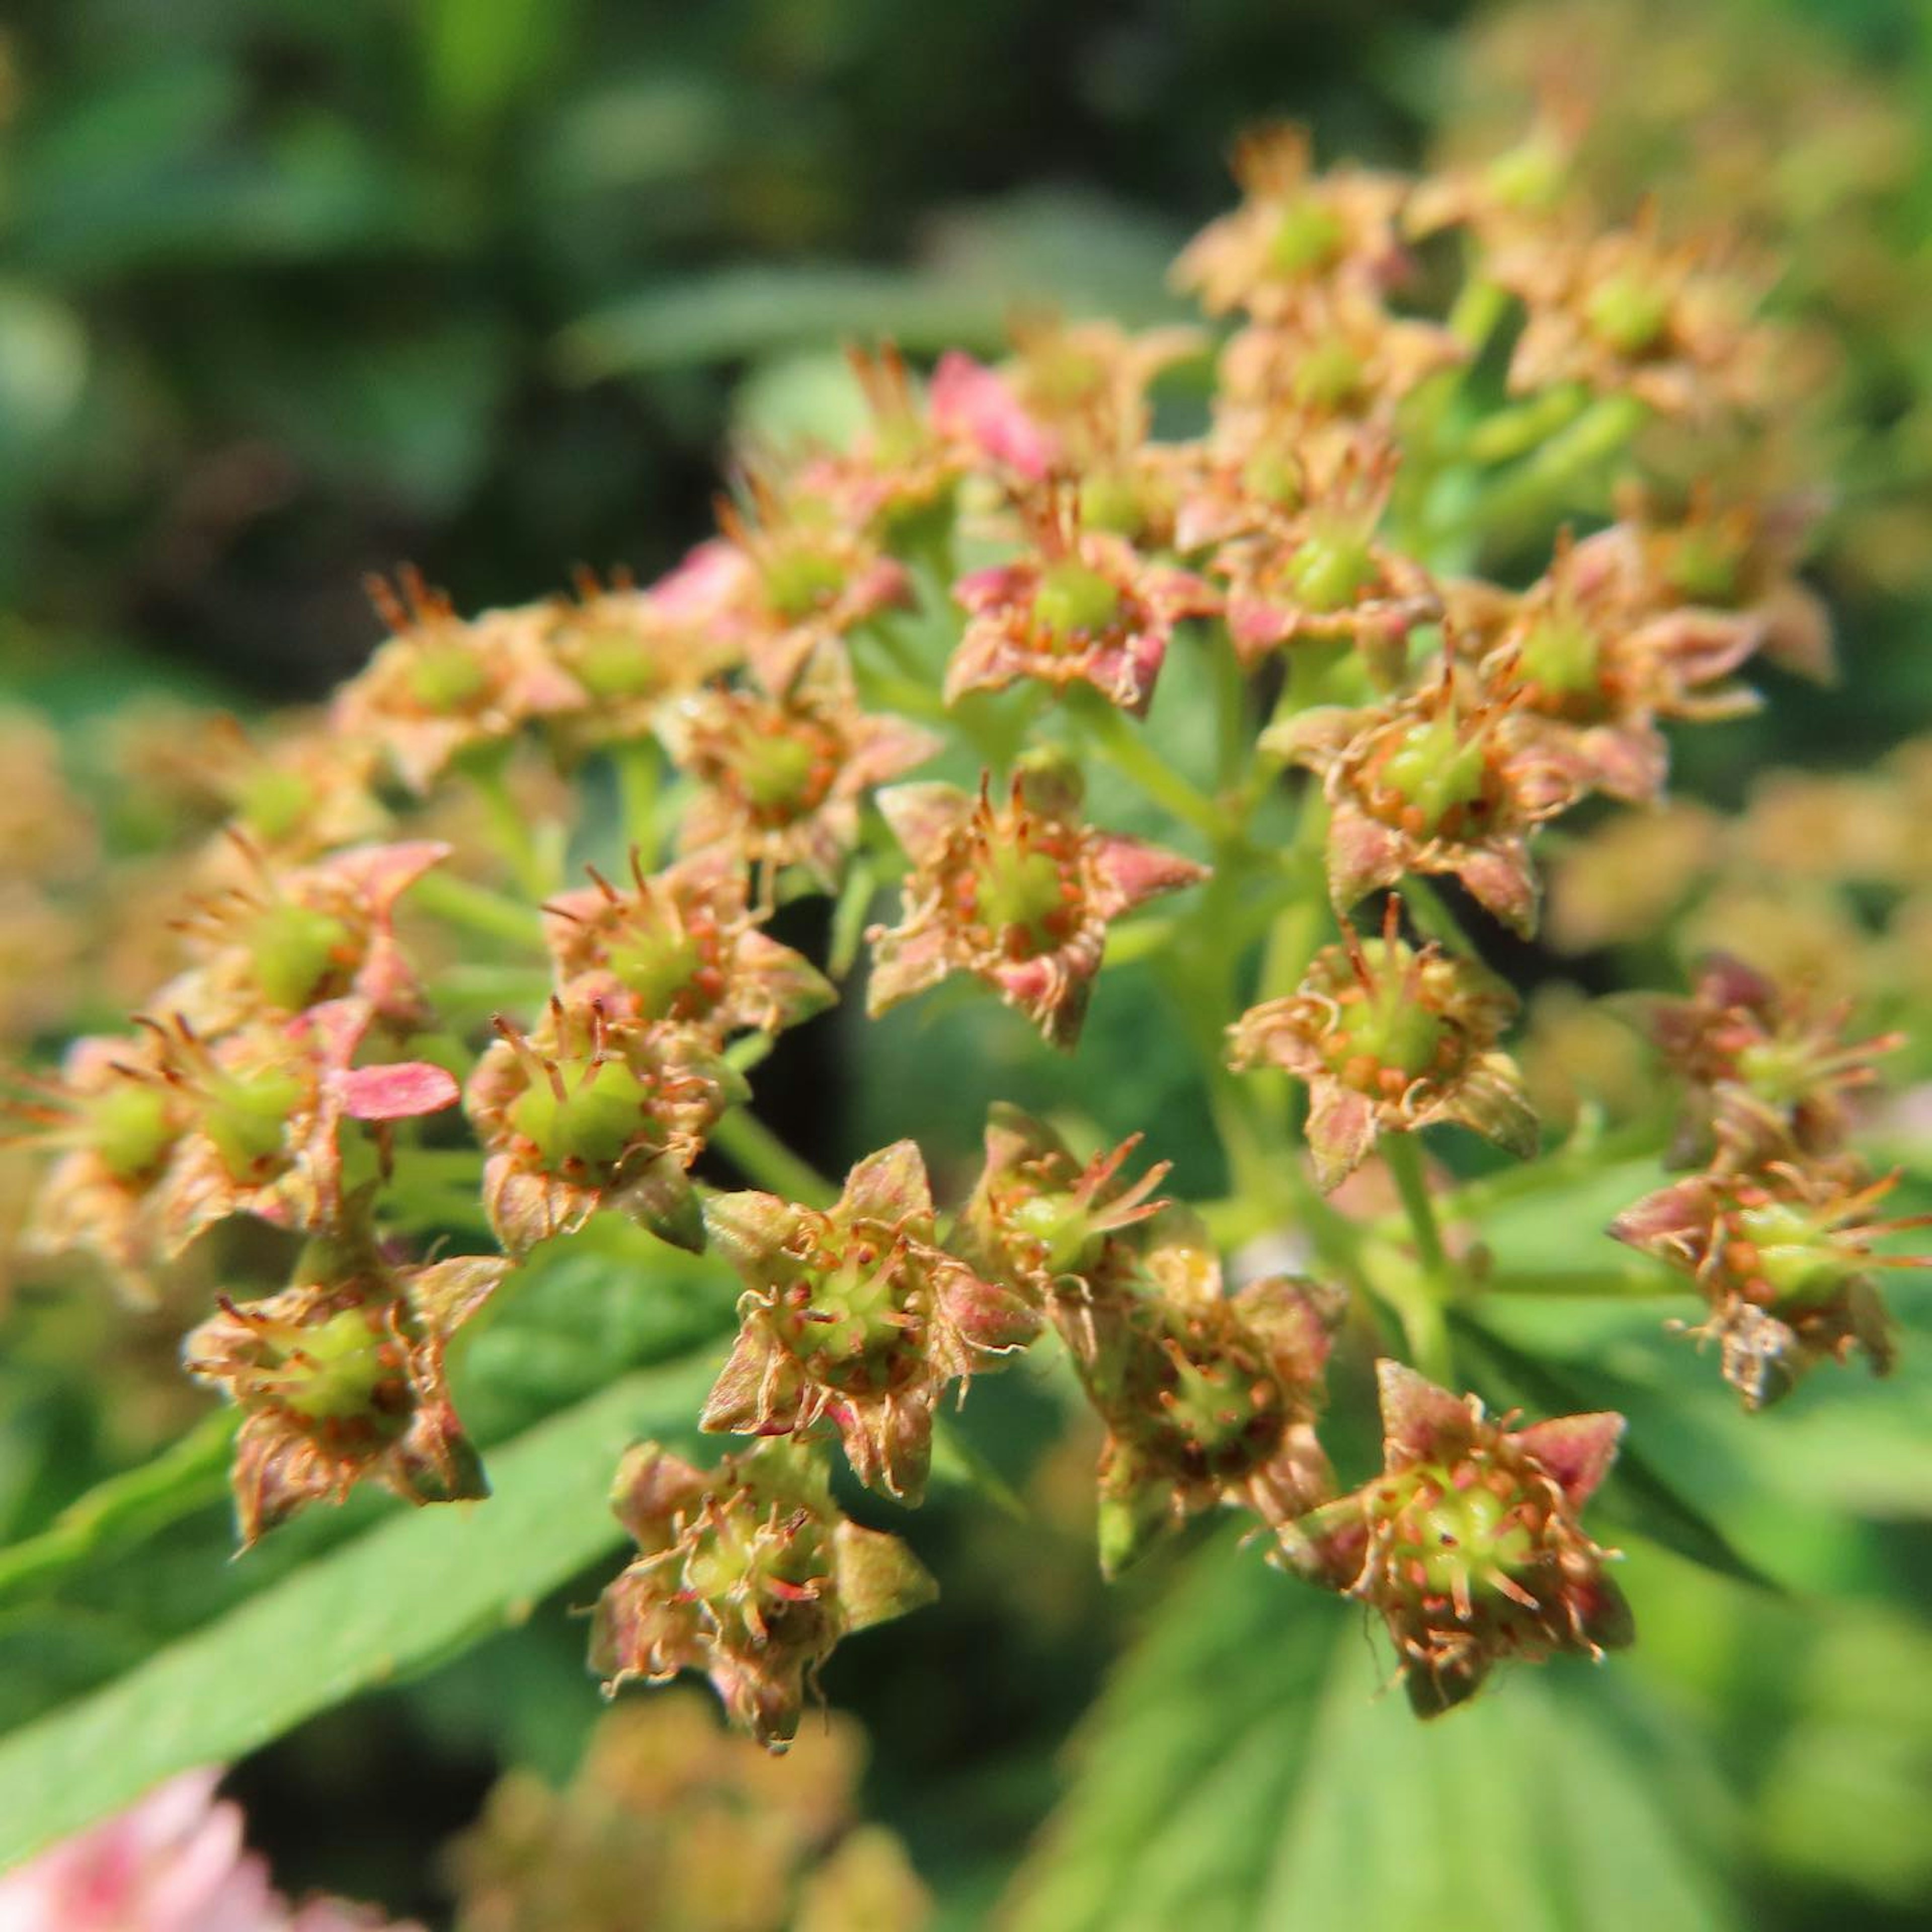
[463,759,559,901]
[610,739,663,863]
[710,1109,839,1209]
[410,872,548,950]
[1381,1131,1450,1284]
[1073,694,1226,843]
[0,1411,239,1600]
[1400,875,1483,962]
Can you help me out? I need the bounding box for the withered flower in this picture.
[146,997,460,1259]
[867,764,1207,1050]
[590,1439,937,1751]
[1173,123,1410,323]
[946,492,1217,717]
[1265,659,1572,936]
[15,1030,191,1298]
[1609,1162,1921,1408]
[542,848,835,1043]
[662,646,940,893]
[183,1228,508,1544]
[465,992,741,1255]
[162,836,452,1032]
[700,1142,1037,1502]
[333,569,584,794]
[1493,213,1777,417]
[1626,952,1900,1170]
[1213,438,1439,671]
[1055,1206,1341,1575]
[1283,1360,1633,1717]
[950,1103,1170,1300]
[1454,525,1763,806]
[1227,899,1537,1190]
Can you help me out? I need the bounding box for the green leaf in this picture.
[1006,1535,1741,1932]
[0,1352,718,1870]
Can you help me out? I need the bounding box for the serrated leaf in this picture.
[0,1352,718,1870]
[1006,1535,1741,1932]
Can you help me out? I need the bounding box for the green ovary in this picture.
[737,733,820,816]
[1079,472,1145,539]
[1517,611,1601,700]
[510,1057,654,1174]
[763,547,847,623]
[1294,338,1365,410]
[1009,1192,1096,1276]
[607,928,707,1020]
[1666,530,1742,606]
[236,767,314,846]
[248,903,354,1011]
[88,1084,177,1182]
[273,1308,394,1423]
[572,632,664,700]
[1586,275,1671,356]
[1396,1465,1536,1597]
[1380,714,1488,831]
[1338,984,1445,1080]
[406,643,491,714]
[795,1246,908,1386]
[1283,530,1375,613]
[974,846,1069,954]
[1268,199,1345,276]
[1241,449,1302,511]
[204,1067,305,1181]
[1034,561,1122,640]
[1737,1202,1856,1309]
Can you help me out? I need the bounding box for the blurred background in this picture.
[2,0,1931,1926]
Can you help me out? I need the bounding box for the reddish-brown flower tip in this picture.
[1608,1163,1917,1407]
[1055,1206,1342,1574]
[184,1235,508,1544]
[699,1142,1037,1502]
[868,766,1206,1050]
[1228,899,1536,1190]
[465,996,742,1255]
[590,1439,936,1751]
[1284,1361,1632,1717]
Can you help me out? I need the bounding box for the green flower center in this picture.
[606,926,709,1022]
[1294,337,1365,410]
[247,903,355,1012]
[572,631,664,701]
[510,1056,656,1174]
[735,732,825,819]
[1078,471,1147,540]
[1517,610,1602,701]
[1664,530,1742,606]
[88,1084,178,1183]
[273,1307,399,1424]
[973,844,1072,955]
[788,1234,915,1388]
[204,1067,305,1181]
[1241,448,1303,511]
[1008,1191,1099,1276]
[763,546,848,623]
[235,767,315,846]
[1034,561,1123,640]
[1379,713,1490,832]
[1389,1463,1537,1597]
[1283,529,1376,613]
[1338,985,1446,1081]
[1586,274,1672,356]
[406,642,492,714]
[1267,199,1346,277]
[1735,1201,1858,1309]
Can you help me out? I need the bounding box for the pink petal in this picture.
[929,351,1056,479]
[335,1062,460,1120]
[1516,1409,1626,1509]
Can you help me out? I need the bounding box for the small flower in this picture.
[146,998,460,1259]
[699,1142,1037,1502]
[1228,898,1537,1190]
[1626,952,1901,1170]
[1214,291,1464,424]
[14,1030,191,1298]
[950,1103,1170,1299]
[867,763,1208,1050]
[334,569,584,793]
[1265,658,1571,936]
[162,837,452,1032]
[1213,439,1439,671]
[1283,1360,1633,1717]
[542,848,835,1042]
[946,492,1217,716]
[465,993,740,1254]
[590,1439,937,1750]
[1608,1163,1921,1407]
[1493,212,1777,417]
[1055,1206,1342,1575]
[184,1228,508,1544]
[1174,123,1410,323]
[662,646,940,893]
